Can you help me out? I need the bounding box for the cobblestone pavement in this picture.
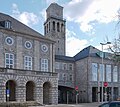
[29,102,101,107]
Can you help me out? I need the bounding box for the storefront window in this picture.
[113,66,118,82]
[106,65,111,82]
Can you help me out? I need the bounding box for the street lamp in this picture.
[100,42,111,103]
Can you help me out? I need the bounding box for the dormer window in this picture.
[5,21,11,29]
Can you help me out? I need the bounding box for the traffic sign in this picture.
[104,82,108,87]
[75,86,78,91]
[6,89,10,94]
[6,89,10,97]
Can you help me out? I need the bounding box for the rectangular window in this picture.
[69,74,73,81]
[62,63,67,70]
[63,73,67,81]
[5,53,14,68]
[58,73,62,80]
[55,62,60,69]
[92,63,98,81]
[41,59,48,72]
[106,65,111,82]
[69,64,73,70]
[99,64,105,81]
[113,66,118,82]
[24,56,32,70]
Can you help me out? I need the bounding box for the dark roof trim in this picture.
[55,55,75,62]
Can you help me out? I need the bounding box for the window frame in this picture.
[24,56,32,70]
[41,58,48,72]
[113,66,118,82]
[106,64,112,82]
[92,63,98,81]
[5,21,11,29]
[5,53,14,68]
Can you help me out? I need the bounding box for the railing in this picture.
[0,67,57,77]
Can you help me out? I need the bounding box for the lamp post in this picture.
[100,42,111,103]
[98,66,100,103]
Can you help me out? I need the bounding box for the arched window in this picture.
[47,24,48,33]
[45,26,46,35]
[57,22,60,32]
[26,81,35,101]
[43,82,52,104]
[49,22,50,31]
[6,80,16,101]
[53,21,55,31]
[61,23,64,32]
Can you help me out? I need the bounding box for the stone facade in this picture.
[1,3,119,105]
[0,11,58,104]
[75,46,120,103]
[0,68,58,104]
[44,3,66,56]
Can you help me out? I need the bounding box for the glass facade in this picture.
[92,63,98,81]
[113,66,118,82]
[99,64,105,82]
[106,65,111,82]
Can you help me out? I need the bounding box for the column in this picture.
[34,40,39,71]
[0,32,4,67]
[16,36,23,69]
[34,87,43,104]
[50,44,55,73]
[16,86,26,102]
[0,86,6,102]
[51,87,58,104]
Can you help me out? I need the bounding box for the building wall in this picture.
[0,14,58,104]
[0,29,54,72]
[55,60,75,88]
[75,55,120,103]
[75,57,90,102]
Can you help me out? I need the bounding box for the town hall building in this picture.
[0,2,119,105]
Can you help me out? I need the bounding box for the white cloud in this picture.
[12,3,39,26]
[40,9,46,20]
[45,0,58,4]
[66,29,88,56]
[64,0,120,33]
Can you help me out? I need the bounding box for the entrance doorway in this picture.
[26,81,35,101]
[6,80,16,101]
[92,87,98,102]
[43,82,51,104]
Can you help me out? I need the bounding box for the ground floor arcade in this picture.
[0,68,58,105]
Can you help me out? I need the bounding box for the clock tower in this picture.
[44,3,66,55]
